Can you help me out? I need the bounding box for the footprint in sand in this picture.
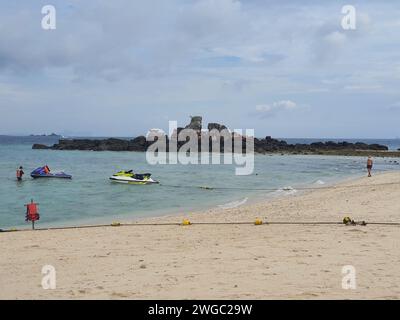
[110,292,130,298]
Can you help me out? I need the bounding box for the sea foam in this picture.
[218,197,248,209]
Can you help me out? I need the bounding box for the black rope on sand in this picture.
[159,181,400,192]
[2,220,400,233]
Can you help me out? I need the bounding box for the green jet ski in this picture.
[109,170,159,185]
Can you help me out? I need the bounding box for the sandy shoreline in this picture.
[1,171,400,299]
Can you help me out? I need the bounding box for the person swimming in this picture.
[367,156,373,177]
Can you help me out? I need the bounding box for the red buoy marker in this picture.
[25,199,40,230]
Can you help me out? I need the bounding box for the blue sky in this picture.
[0,0,400,138]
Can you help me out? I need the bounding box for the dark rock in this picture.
[368,144,388,151]
[185,116,202,132]
[32,144,51,150]
[208,123,227,132]
[128,136,148,151]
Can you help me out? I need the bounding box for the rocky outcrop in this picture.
[32,143,51,150]
[185,116,202,132]
[45,137,151,152]
[253,137,388,154]
[208,123,227,132]
[33,117,395,156]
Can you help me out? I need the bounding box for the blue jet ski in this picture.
[31,166,72,179]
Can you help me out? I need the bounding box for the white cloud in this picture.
[255,100,298,117]
[273,100,297,109]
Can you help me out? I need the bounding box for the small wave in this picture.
[275,186,297,195]
[314,180,325,185]
[218,197,248,209]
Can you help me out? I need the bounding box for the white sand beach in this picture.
[1,171,400,299]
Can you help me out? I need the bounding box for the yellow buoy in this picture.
[111,222,121,227]
[343,217,352,225]
[182,219,191,226]
[254,219,263,225]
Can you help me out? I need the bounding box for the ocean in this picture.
[1,136,399,229]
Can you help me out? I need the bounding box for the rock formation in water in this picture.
[33,116,395,156]
[185,116,202,132]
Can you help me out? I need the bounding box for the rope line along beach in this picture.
[2,219,400,233]
[159,181,400,191]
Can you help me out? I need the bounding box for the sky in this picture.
[0,0,400,138]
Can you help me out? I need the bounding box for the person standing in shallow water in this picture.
[367,156,373,177]
[16,166,24,181]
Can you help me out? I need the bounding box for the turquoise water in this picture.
[1,138,399,229]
